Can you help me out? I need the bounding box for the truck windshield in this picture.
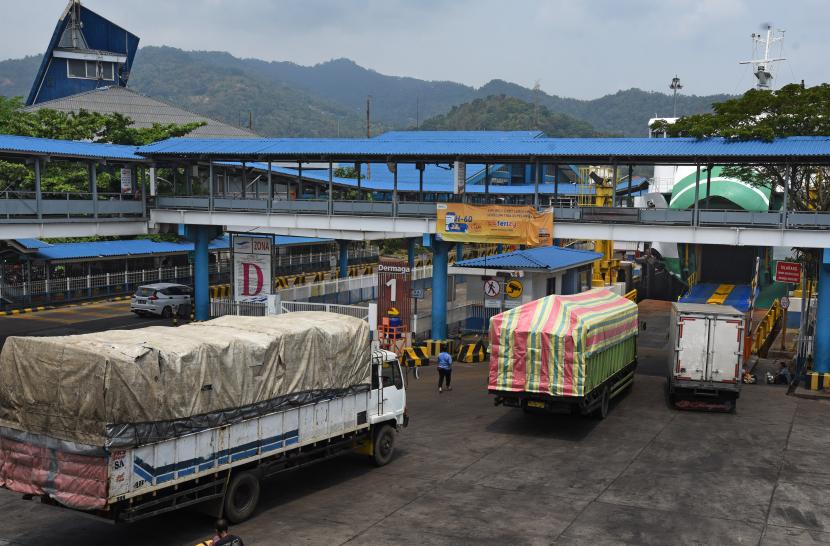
[381,361,403,390]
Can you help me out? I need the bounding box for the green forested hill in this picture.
[419,95,602,137]
[0,46,730,137]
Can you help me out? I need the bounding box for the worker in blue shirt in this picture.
[437,350,453,393]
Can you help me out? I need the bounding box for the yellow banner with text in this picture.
[436,203,553,246]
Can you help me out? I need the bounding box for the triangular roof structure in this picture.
[28,1,139,105]
[24,86,257,139]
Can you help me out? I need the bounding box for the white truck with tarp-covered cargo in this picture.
[0,312,407,523]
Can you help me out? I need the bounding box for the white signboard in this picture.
[120,168,132,194]
[484,279,501,298]
[233,236,272,302]
[485,299,502,309]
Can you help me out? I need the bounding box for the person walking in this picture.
[437,350,453,393]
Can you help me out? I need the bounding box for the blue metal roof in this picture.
[273,235,331,246]
[453,246,602,271]
[0,134,143,161]
[28,2,139,105]
[137,136,830,162]
[26,237,230,261]
[374,131,545,141]
[18,234,329,261]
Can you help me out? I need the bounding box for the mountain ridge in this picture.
[0,47,732,137]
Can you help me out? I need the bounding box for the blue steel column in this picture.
[455,243,463,262]
[193,225,211,321]
[408,238,416,269]
[339,240,349,279]
[814,248,830,373]
[431,238,449,340]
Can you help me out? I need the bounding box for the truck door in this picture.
[676,315,708,381]
[706,317,743,383]
[381,360,405,419]
[370,359,406,421]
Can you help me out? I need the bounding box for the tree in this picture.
[0,96,204,192]
[651,84,830,211]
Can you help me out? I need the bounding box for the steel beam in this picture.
[0,220,148,240]
[154,207,830,247]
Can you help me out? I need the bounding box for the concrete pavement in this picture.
[1,300,829,545]
[1,362,829,545]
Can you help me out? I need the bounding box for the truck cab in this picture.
[369,349,407,428]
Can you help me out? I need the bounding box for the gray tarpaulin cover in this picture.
[0,312,370,447]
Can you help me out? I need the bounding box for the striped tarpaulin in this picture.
[488,289,638,397]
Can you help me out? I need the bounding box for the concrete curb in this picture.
[0,305,52,317]
[0,296,132,318]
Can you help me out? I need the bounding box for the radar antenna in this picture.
[739,24,786,89]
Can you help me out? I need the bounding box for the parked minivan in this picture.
[131,283,193,318]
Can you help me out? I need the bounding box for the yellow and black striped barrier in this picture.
[457,340,488,363]
[402,346,430,367]
[209,284,231,298]
[807,371,830,391]
[420,339,454,357]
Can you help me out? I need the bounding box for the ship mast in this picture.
[739,25,786,89]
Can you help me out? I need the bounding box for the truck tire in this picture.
[664,377,676,409]
[372,425,397,467]
[596,386,609,420]
[223,471,260,523]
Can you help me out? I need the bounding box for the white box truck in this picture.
[0,313,407,523]
[667,303,745,411]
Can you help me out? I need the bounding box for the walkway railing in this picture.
[1,191,145,220]
[0,262,230,306]
[153,196,830,230]
[750,299,784,357]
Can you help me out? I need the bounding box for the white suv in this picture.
[131,283,193,318]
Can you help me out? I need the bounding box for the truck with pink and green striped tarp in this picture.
[488,288,638,419]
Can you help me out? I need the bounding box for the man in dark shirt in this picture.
[213,519,244,546]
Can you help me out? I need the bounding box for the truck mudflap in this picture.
[0,433,108,511]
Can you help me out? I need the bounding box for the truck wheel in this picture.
[664,378,676,409]
[596,386,609,420]
[373,425,397,467]
[223,471,260,523]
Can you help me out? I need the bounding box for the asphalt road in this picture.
[0,300,170,349]
[2,301,830,544]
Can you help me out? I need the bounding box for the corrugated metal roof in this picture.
[24,87,258,139]
[27,237,227,261]
[19,235,328,261]
[0,134,142,161]
[374,131,545,140]
[137,136,830,161]
[454,246,602,271]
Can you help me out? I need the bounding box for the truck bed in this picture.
[0,388,372,518]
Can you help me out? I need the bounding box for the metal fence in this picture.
[1,262,231,306]
[209,299,267,317]
[209,298,370,320]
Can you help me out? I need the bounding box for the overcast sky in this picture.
[0,0,823,98]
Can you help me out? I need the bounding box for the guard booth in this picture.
[448,246,603,332]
